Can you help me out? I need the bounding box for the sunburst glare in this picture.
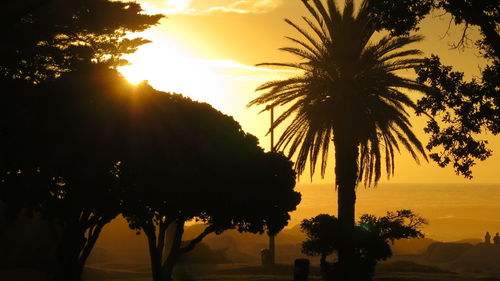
[119,34,227,109]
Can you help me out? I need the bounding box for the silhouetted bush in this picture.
[301,210,427,281]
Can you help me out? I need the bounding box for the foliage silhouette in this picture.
[1,0,162,82]
[0,65,134,281]
[1,2,161,276]
[0,61,302,281]
[301,210,427,281]
[367,0,500,177]
[367,0,435,36]
[367,0,499,57]
[248,0,429,280]
[117,98,301,280]
[415,55,499,178]
[1,65,301,281]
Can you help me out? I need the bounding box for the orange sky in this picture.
[119,0,499,184]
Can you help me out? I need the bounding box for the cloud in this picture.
[230,0,281,12]
[201,6,250,14]
[199,59,297,73]
[137,0,196,14]
[195,59,300,82]
[202,0,282,14]
[137,0,282,15]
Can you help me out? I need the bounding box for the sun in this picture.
[119,35,226,109]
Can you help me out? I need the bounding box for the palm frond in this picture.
[284,19,324,55]
[249,0,428,186]
[280,47,319,61]
[311,0,334,36]
[285,36,322,58]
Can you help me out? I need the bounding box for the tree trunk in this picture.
[55,249,81,281]
[145,226,163,281]
[269,234,276,265]
[334,135,358,281]
[53,226,86,281]
[161,221,185,281]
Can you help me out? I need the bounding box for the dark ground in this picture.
[2,261,499,281]
[78,261,500,281]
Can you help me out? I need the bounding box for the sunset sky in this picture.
[119,0,499,184]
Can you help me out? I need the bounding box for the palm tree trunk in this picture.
[334,136,358,281]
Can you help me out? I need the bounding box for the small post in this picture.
[261,249,271,265]
[294,258,310,281]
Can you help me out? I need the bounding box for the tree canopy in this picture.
[1,0,162,82]
[0,65,134,281]
[367,0,500,178]
[0,64,301,281]
[118,92,300,281]
[1,6,162,277]
[368,0,499,58]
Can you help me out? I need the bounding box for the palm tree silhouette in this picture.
[249,0,429,279]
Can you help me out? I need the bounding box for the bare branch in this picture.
[449,23,471,51]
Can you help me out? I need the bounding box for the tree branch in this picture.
[78,221,104,272]
[449,23,470,51]
[452,0,500,58]
[180,225,216,254]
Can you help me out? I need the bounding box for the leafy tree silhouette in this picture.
[1,0,162,83]
[301,210,427,281]
[366,0,500,178]
[0,65,301,281]
[117,93,300,281]
[248,1,429,280]
[0,2,300,281]
[0,65,133,281]
[1,2,161,276]
[367,0,499,57]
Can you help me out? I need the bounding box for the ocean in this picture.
[290,182,500,242]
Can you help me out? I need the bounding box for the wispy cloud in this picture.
[195,59,300,82]
[203,0,282,14]
[198,59,298,73]
[229,0,282,13]
[137,0,195,14]
[138,0,282,15]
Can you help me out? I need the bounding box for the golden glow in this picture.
[119,34,227,109]
[117,1,500,184]
[166,0,191,9]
